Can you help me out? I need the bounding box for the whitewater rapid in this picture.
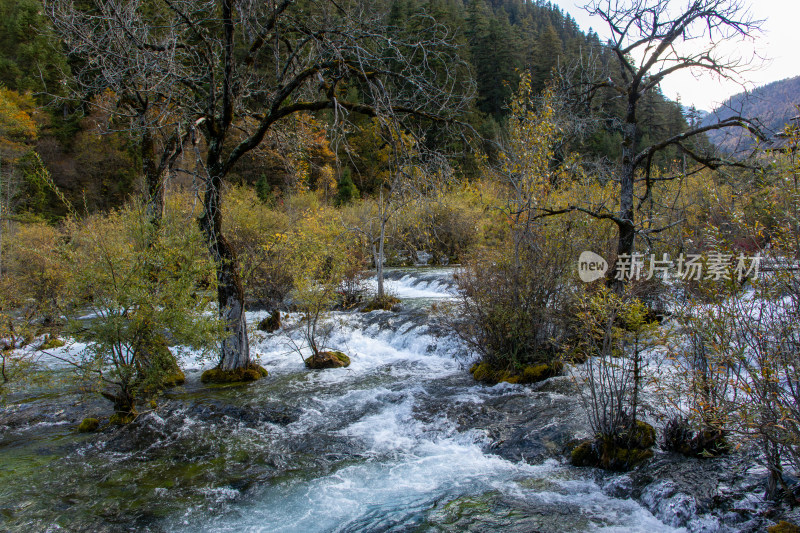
[170,268,686,532]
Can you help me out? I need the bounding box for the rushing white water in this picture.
[162,268,687,532]
[364,267,458,300]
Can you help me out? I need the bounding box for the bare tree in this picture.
[556,0,764,278]
[47,0,472,374]
[344,130,451,300]
[45,0,190,225]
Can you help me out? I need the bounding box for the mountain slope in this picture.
[703,75,800,153]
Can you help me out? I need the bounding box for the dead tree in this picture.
[559,0,764,274]
[47,0,472,373]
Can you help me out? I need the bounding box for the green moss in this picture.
[470,360,563,385]
[616,421,656,449]
[519,361,564,384]
[77,418,100,432]
[768,521,800,533]
[200,364,268,384]
[570,425,655,471]
[570,441,597,467]
[605,448,653,470]
[471,362,493,382]
[305,351,351,369]
[109,411,136,425]
[162,369,186,387]
[39,335,66,350]
[258,310,281,333]
[442,494,493,514]
[361,295,401,312]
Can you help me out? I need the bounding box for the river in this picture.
[0,268,749,531]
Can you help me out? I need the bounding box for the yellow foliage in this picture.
[0,88,37,153]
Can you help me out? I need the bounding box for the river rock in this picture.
[305,351,351,369]
[610,449,774,531]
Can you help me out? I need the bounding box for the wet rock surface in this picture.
[623,451,773,531]
[427,377,587,464]
[425,373,782,531]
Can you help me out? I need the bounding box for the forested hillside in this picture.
[0,0,690,218]
[703,75,800,153]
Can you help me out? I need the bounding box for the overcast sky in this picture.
[549,0,800,111]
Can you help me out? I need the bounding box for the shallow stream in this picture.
[0,268,739,531]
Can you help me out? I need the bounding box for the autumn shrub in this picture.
[0,292,41,400]
[451,228,574,376]
[447,73,612,381]
[660,143,800,495]
[2,221,70,336]
[659,290,740,458]
[284,207,363,366]
[63,203,221,418]
[224,185,292,308]
[569,288,661,470]
[396,186,485,264]
[717,274,800,499]
[0,216,72,398]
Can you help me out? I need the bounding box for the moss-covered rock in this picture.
[470,362,493,382]
[39,335,65,350]
[78,418,100,432]
[662,417,730,458]
[361,295,401,312]
[200,364,268,384]
[690,428,730,457]
[162,369,186,387]
[470,360,563,385]
[109,411,136,425]
[520,361,564,384]
[258,310,281,333]
[616,420,656,449]
[570,422,656,471]
[570,441,597,467]
[305,351,351,369]
[768,521,800,533]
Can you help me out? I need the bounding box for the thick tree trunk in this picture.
[764,439,783,501]
[141,127,166,226]
[216,248,250,370]
[618,97,638,260]
[612,93,640,293]
[199,164,250,371]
